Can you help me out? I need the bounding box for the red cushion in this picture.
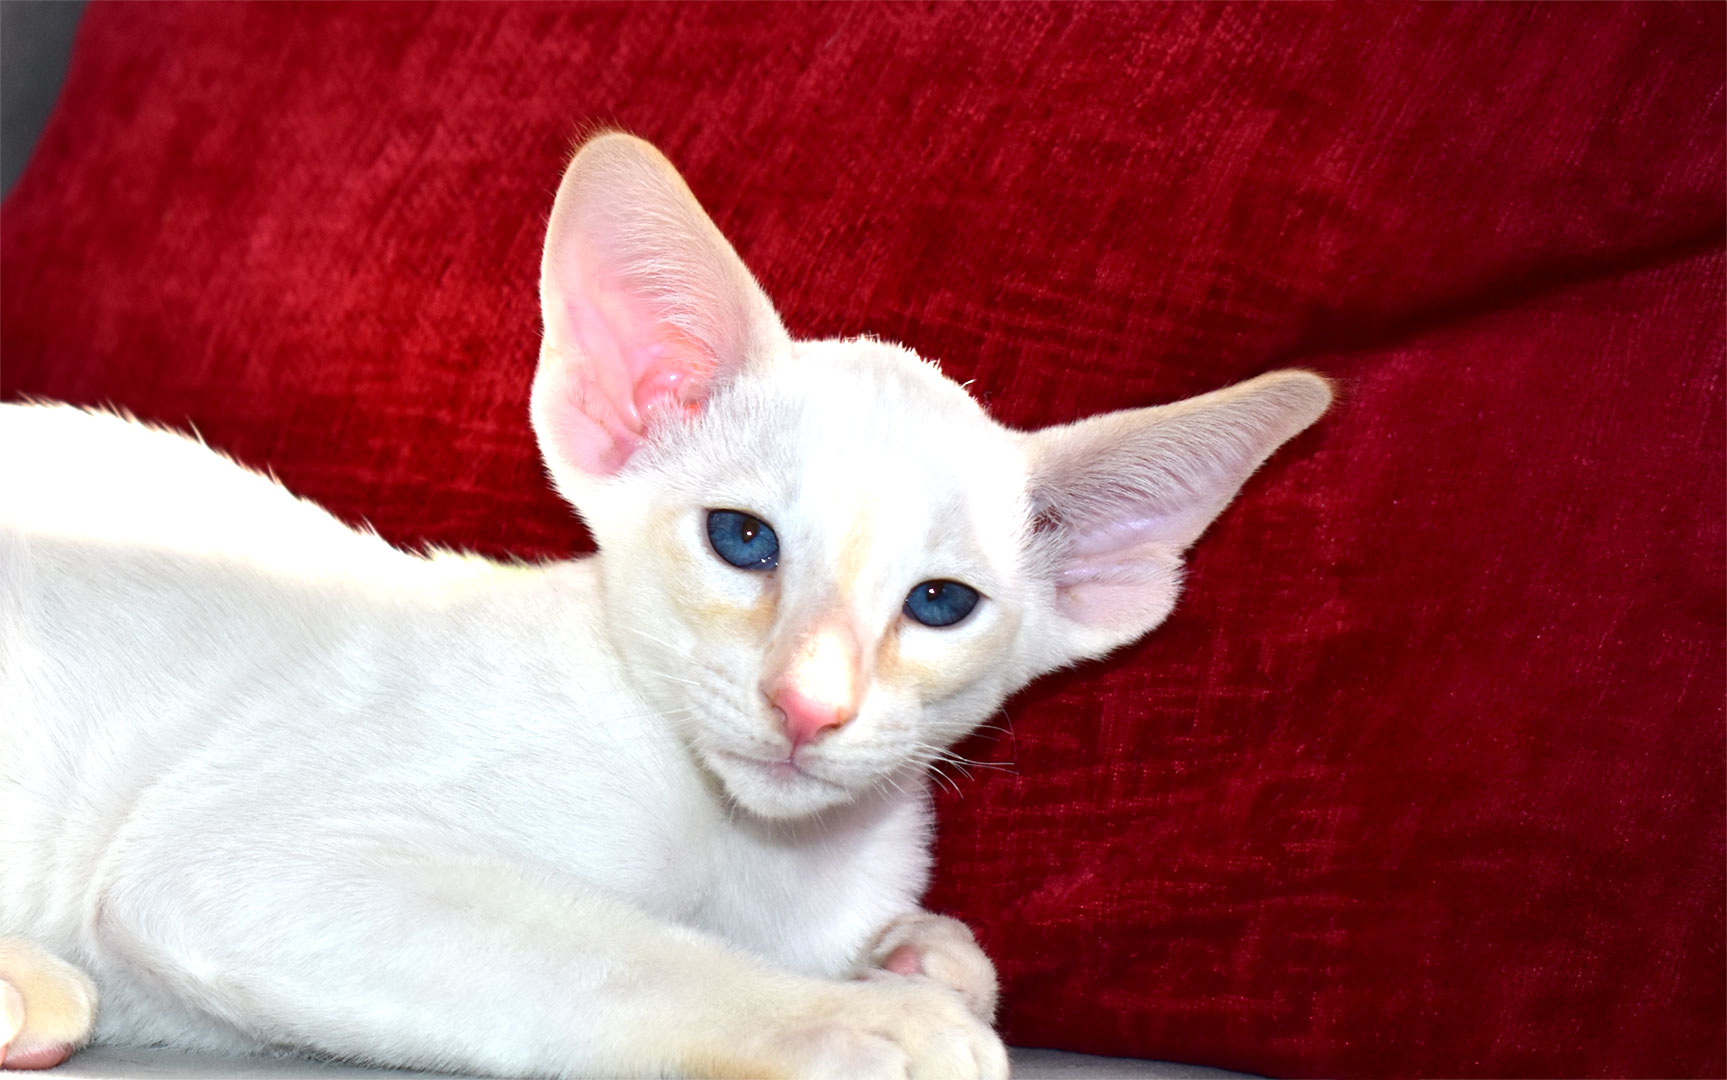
[4,3,1721,1076]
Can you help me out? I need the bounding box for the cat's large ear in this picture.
[531,133,789,493]
[1024,370,1331,667]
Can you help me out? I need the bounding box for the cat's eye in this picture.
[706,509,779,571]
[903,579,980,628]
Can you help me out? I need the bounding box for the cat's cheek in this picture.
[674,588,777,643]
[643,508,777,641]
[875,612,1018,705]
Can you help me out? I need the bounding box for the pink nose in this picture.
[771,682,854,750]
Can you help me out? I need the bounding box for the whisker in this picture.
[970,707,1015,740]
[899,740,1018,779]
[939,754,1015,773]
[641,668,704,688]
[905,739,1013,767]
[588,707,700,725]
[622,625,683,651]
[873,770,911,801]
[929,765,963,798]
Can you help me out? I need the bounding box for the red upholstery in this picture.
[4,3,1721,1076]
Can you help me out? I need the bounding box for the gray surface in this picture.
[1,0,84,195]
[45,1047,451,1080]
[1009,1048,1248,1079]
[47,1046,1249,1079]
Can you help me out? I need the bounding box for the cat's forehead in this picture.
[772,338,991,427]
[662,336,1028,562]
[742,338,1019,493]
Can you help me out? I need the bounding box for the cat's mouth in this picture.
[704,746,861,818]
[714,748,837,786]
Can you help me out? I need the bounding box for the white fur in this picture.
[0,134,1328,1078]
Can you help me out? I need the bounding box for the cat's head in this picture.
[530,134,1329,820]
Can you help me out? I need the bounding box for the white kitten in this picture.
[0,134,1329,1078]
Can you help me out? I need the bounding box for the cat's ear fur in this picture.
[532,133,789,495]
[1025,370,1331,667]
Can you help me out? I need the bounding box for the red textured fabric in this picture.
[3,3,1721,1077]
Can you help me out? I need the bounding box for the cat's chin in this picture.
[703,748,862,820]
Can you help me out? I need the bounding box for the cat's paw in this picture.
[771,976,1008,1080]
[859,912,998,1021]
[0,939,97,1070]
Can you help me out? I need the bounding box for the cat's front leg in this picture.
[92,847,1005,1079]
[856,911,999,1021]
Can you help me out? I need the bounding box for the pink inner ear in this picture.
[545,279,717,477]
[631,363,708,423]
[541,384,643,478]
[1053,537,1183,632]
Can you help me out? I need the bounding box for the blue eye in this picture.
[706,509,779,571]
[904,579,980,628]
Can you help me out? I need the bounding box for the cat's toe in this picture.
[2,1040,77,1071]
[0,941,97,1071]
[865,978,1007,1080]
[2,977,73,1070]
[776,976,1007,1080]
[864,912,999,1021]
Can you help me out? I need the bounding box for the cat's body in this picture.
[0,135,1328,1078]
[0,391,946,1069]
[4,404,929,994]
